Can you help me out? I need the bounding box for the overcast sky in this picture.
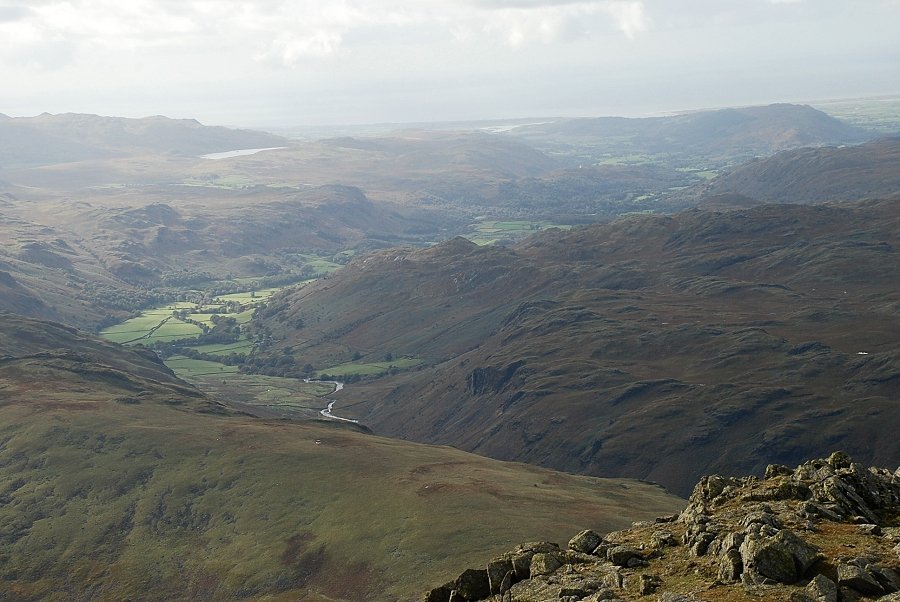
[1,0,898,128]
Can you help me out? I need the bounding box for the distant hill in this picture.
[320,130,560,179]
[0,113,288,166]
[690,136,900,204]
[509,104,873,165]
[0,314,683,600]
[253,198,900,496]
[0,184,454,328]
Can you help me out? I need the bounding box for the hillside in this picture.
[0,113,288,167]
[0,314,684,601]
[253,199,900,496]
[690,136,900,205]
[508,104,873,166]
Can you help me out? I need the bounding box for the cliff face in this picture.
[426,453,900,602]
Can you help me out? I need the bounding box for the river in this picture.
[305,379,359,424]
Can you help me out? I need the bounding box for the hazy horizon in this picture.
[1,0,898,129]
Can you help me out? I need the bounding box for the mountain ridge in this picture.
[253,198,900,496]
[507,104,874,165]
[687,136,900,205]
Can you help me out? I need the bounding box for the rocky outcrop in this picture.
[424,453,900,601]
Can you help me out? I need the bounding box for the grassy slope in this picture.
[253,199,900,496]
[0,315,685,601]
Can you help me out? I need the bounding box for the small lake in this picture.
[200,147,287,160]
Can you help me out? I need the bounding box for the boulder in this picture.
[530,552,563,576]
[455,568,491,600]
[486,557,514,595]
[740,528,820,584]
[740,536,793,584]
[423,583,454,602]
[650,530,678,548]
[870,565,900,592]
[718,549,742,583]
[512,551,533,580]
[569,529,603,554]
[836,563,884,596]
[607,546,642,567]
[805,574,838,602]
[776,530,822,574]
[633,574,661,595]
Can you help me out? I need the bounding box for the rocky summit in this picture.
[425,453,900,602]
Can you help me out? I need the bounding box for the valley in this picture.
[1,101,899,600]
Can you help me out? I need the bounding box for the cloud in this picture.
[604,1,646,38]
[1,0,649,72]
[0,6,31,22]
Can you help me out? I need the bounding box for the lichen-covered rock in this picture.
[530,551,563,576]
[805,574,838,602]
[569,529,603,554]
[739,527,821,585]
[718,548,743,582]
[777,530,822,574]
[741,532,798,584]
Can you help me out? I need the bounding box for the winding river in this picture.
[305,379,359,424]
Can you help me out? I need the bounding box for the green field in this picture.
[466,220,570,246]
[319,357,423,377]
[165,356,240,377]
[100,288,277,347]
[101,315,202,344]
[215,287,281,304]
[190,339,256,356]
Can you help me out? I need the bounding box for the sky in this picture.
[0,0,898,128]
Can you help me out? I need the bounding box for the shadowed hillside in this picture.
[0,314,684,601]
[254,199,900,496]
[690,136,900,205]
